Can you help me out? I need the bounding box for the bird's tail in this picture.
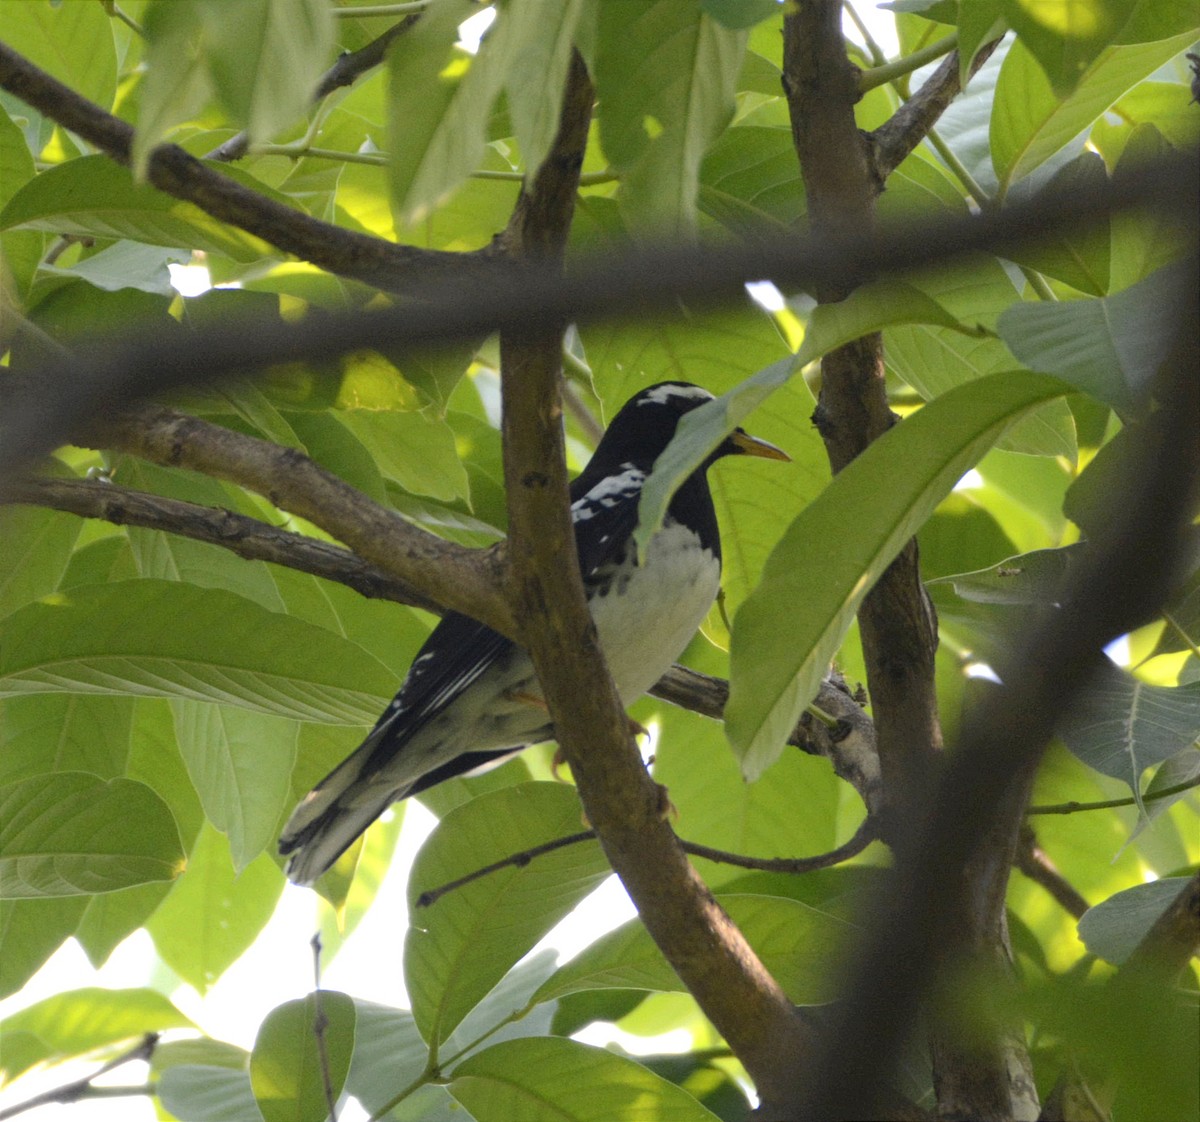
[278,736,403,886]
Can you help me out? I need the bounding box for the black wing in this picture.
[569,462,647,580]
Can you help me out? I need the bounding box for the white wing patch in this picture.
[572,463,645,521]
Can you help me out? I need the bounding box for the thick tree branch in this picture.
[794,261,1200,1121]
[782,8,1030,1117]
[2,148,1193,484]
[0,39,464,292]
[205,17,420,163]
[93,404,511,634]
[868,38,1003,180]
[495,53,814,1118]
[0,476,442,613]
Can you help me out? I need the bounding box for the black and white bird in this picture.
[280,382,788,884]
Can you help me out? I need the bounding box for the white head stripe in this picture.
[636,384,715,407]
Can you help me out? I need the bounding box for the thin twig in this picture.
[1027,776,1200,816]
[415,823,877,908]
[309,934,339,1122]
[0,1033,158,1121]
[1014,826,1089,919]
[858,33,959,93]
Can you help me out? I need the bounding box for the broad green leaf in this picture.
[929,543,1087,605]
[501,0,591,175]
[386,0,506,224]
[126,698,207,857]
[636,281,980,553]
[596,3,747,235]
[202,0,335,145]
[283,411,389,504]
[699,125,805,234]
[250,992,356,1122]
[1129,748,1200,838]
[171,701,298,868]
[701,0,783,29]
[135,1,214,176]
[727,370,1070,779]
[1,0,117,112]
[343,1002,431,1117]
[147,823,284,994]
[0,580,396,724]
[0,773,183,897]
[991,30,1200,190]
[51,241,192,296]
[884,255,1076,458]
[0,897,87,1004]
[958,0,1006,87]
[75,880,173,970]
[160,1065,265,1122]
[336,408,471,503]
[449,1037,722,1122]
[1002,0,1200,95]
[1077,876,1194,965]
[997,261,1190,418]
[0,986,193,1081]
[0,694,132,788]
[0,504,81,621]
[404,783,610,1044]
[531,894,852,1007]
[999,152,1111,294]
[0,103,36,212]
[1059,661,1200,805]
[0,156,279,262]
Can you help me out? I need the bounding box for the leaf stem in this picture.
[332,2,430,16]
[1026,775,1200,816]
[858,33,959,93]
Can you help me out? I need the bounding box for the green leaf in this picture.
[0,773,183,897]
[0,0,117,112]
[997,261,1190,418]
[171,701,298,868]
[929,543,1087,605]
[336,408,471,503]
[1077,876,1194,965]
[501,0,591,175]
[727,370,1070,779]
[531,894,851,1007]
[699,126,804,235]
[1002,0,1200,95]
[0,504,81,621]
[958,0,1006,88]
[0,986,193,1081]
[344,1001,431,1119]
[147,823,284,994]
[0,156,279,262]
[0,580,397,724]
[636,281,979,554]
[991,30,1200,190]
[386,0,507,224]
[51,241,192,296]
[404,783,610,1044]
[202,0,335,145]
[449,1037,722,1122]
[0,897,87,1003]
[999,152,1111,294]
[135,1,215,176]
[701,0,783,30]
[250,992,356,1122]
[1059,661,1200,805]
[75,880,173,970]
[0,103,36,212]
[596,3,747,235]
[159,1065,265,1122]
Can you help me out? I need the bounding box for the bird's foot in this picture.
[654,782,679,823]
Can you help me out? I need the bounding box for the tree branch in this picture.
[494,52,814,1119]
[3,148,1193,484]
[0,39,464,293]
[415,819,878,908]
[93,403,512,634]
[0,475,442,613]
[793,259,1200,1121]
[1014,825,1090,920]
[0,1033,158,1121]
[205,16,421,163]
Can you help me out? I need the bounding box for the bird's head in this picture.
[590,382,789,473]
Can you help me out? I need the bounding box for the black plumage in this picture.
[280,381,787,884]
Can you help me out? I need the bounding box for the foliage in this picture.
[0,1,1197,1121]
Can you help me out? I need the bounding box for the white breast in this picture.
[589,519,721,702]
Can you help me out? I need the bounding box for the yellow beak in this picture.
[729,429,791,462]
